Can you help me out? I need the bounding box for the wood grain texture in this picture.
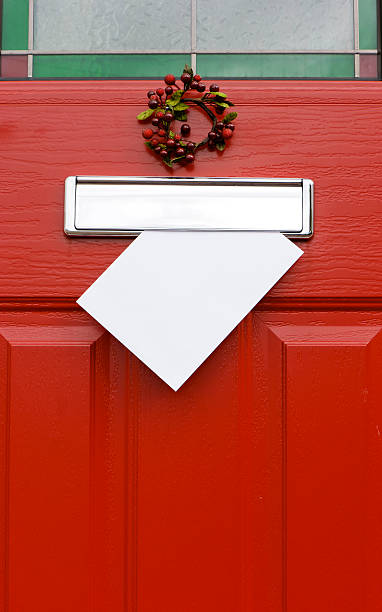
[0,81,381,297]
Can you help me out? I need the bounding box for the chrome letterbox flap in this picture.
[65,176,313,239]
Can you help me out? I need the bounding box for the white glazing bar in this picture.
[1,49,378,55]
[28,0,34,77]
[191,0,197,72]
[354,0,360,76]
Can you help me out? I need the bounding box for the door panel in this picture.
[0,82,382,611]
[1,310,381,611]
[0,317,128,611]
[0,82,382,298]
[272,318,382,612]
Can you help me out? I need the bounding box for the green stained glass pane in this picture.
[2,0,29,50]
[359,0,378,49]
[197,54,354,78]
[33,54,191,78]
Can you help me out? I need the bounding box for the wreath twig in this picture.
[137,64,237,167]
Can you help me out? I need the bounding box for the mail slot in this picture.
[64,176,313,238]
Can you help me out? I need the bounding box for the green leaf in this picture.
[166,90,183,107]
[214,92,227,99]
[216,102,230,109]
[174,110,188,121]
[216,141,226,151]
[214,93,234,106]
[145,141,155,150]
[169,130,175,138]
[161,157,173,168]
[174,102,189,111]
[137,108,155,121]
[223,111,238,123]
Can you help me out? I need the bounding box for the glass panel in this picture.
[34,0,191,51]
[2,0,379,80]
[2,0,29,50]
[0,55,29,77]
[33,54,191,78]
[197,0,354,51]
[197,54,355,78]
[359,0,378,48]
[359,54,378,78]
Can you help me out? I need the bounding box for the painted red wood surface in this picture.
[0,81,382,611]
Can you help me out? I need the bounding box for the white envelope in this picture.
[78,231,303,390]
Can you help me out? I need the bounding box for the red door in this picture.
[1,80,381,612]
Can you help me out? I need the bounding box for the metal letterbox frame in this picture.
[65,176,314,239]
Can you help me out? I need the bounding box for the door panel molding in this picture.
[1,297,382,311]
[265,319,382,612]
[0,322,129,612]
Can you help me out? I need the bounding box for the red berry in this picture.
[181,73,192,84]
[164,74,176,85]
[208,131,217,140]
[208,141,216,150]
[164,112,173,122]
[152,117,160,127]
[154,146,162,154]
[147,90,156,98]
[226,123,235,131]
[174,134,181,141]
[222,128,233,140]
[185,153,195,163]
[210,83,220,92]
[181,123,190,135]
[190,81,198,89]
[142,128,153,139]
[156,111,164,119]
[148,99,158,109]
[216,121,224,130]
[186,142,195,151]
[166,139,175,148]
[151,138,159,146]
[156,88,164,96]
[165,86,173,96]
[197,83,205,93]
[175,147,185,156]
[160,149,168,159]
[158,129,166,137]
[194,74,201,82]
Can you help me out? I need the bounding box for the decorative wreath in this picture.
[137,64,237,167]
